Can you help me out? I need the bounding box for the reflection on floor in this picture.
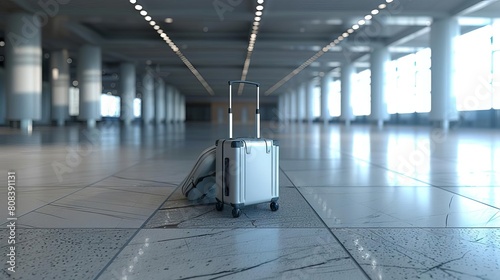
[0,122,499,279]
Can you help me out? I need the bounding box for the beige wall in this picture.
[211,101,257,124]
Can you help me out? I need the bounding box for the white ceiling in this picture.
[0,0,499,99]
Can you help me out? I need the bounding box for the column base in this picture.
[20,119,33,133]
[377,120,384,129]
[122,119,132,126]
[87,119,96,128]
[439,120,449,131]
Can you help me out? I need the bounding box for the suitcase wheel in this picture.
[270,201,279,212]
[232,208,241,218]
[215,202,224,211]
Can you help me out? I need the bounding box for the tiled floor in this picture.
[0,122,499,279]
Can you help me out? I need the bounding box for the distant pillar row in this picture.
[142,72,154,124]
[289,89,297,122]
[370,44,390,128]
[180,94,186,122]
[6,13,42,132]
[51,49,70,126]
[340,64,354,126]
[165,85,174,123]
[172,88,184,123]
[155,78,165,124]
[306,78,316,123]
[278,94,284,121]
[297,83,306,122]
[0,68,5,125]
[173,89,179,122]
[282,92,289,122]
[78,45,102,128]
[430,17,459,130]
[320,73,331,124]
[120,63,136,125]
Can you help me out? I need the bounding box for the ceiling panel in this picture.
[0,0,499,98]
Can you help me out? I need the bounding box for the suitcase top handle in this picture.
[228,80,260,87]
[228,80,260,139]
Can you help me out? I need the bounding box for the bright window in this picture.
[455,25,493,111]
[313,86,321,118]
[69,87,79,116]
[101,94,120,117]
[352,69,371,116]
[396,54,417,114]
[329,80,341,117]
[415,48,431,113]
[386,60,398,114]
[493,19,500,109]
[134,98,141,118]
[386,48,431,114]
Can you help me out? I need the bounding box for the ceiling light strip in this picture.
[129,0,215,96]
[265,0,394,95]
[238,0,265,95]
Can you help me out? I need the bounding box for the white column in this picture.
[340,64,355,126]
[173,89,180,122]
[321,73,331,124]
[120,63,135,125]
[77,45,101,128]
[180,94,186,122]
[430,17,459,130]
[277,94,283,121]
[0,67,6,125]
[297,83,306,122]
[289,90,297,122]
[155,77,165,124]
[370,44,390,128]
[279,94,286,122]
[283,92,289,122]
[165,85,174,123]
[6,13,42,132]
[141,72,154,124]
[51,50,69,126]
[306,78,316,123]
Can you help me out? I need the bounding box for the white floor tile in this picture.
[98,228,368,280]
[16,185,175,228]
[334,228,500,280]
[299,186,500,227]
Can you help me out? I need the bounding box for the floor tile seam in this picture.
[4,227,141,231]
[280,168,362,172]
[329,226,500,229]
[341,153,500,211]
[105,175,179,187]
[143,226,330,230]
[296,185,429,188]
[0,152,174,227]
[280,167,372,280]
[92,183,182,280]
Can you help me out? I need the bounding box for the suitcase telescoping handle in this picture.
[228,80,261,139]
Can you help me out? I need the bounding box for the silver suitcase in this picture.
[215,80,279,218]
